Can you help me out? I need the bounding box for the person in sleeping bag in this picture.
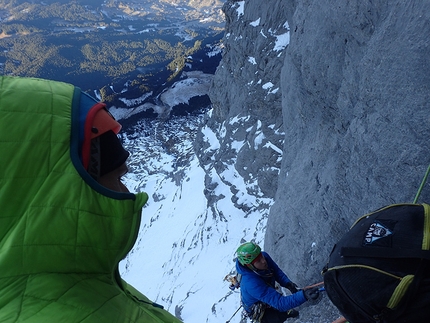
[0,76,181,323]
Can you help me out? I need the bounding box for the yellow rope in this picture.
[413,164,430,203]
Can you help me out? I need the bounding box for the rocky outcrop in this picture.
[203,0,430,321]
[197,0,289,208]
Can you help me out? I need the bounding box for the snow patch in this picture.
[254,132,265,149]
[250,18,260,27]
[262,82,274,90]
[273,32,290,51]
[235,1,245,18]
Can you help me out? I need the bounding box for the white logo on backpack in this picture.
[364,222,393,245]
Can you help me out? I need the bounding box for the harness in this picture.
[242,268,276,322]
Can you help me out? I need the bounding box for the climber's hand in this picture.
[285,282,299,294]
[304,287,320,301]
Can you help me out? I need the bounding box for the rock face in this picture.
[197,0,288,207]
[202,0,430,321]
[269,0,430,281]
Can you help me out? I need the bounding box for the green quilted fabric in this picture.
[0,76,181,323]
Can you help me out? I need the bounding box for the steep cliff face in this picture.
[196,0,289,211]
[268,0,430,280]
[203,0,429,321]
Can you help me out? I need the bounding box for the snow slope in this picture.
[118,113,270,323]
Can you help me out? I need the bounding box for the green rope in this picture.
[413,164,430,203]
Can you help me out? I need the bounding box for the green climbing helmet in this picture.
[236,242,261,265]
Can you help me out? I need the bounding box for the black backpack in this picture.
[323,203,430,323]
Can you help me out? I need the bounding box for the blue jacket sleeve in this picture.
[263,252,292,288]
[244,272,307,312]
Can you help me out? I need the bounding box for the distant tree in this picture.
[99,85,116,103]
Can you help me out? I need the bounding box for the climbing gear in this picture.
[89,106,122,139]
[225,305,242,323]
[286,309,299,318]
[236,242,262,265]
[413,164,430,203]
[248,302,267,322]
[245,305,298,322]
[304,281,324,289]
[82,103,122,170]
[323,203,430,322]
[224,274,241,290]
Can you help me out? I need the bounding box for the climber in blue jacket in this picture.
[235,242,320,323]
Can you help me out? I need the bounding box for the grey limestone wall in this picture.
[266,1,430,321]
